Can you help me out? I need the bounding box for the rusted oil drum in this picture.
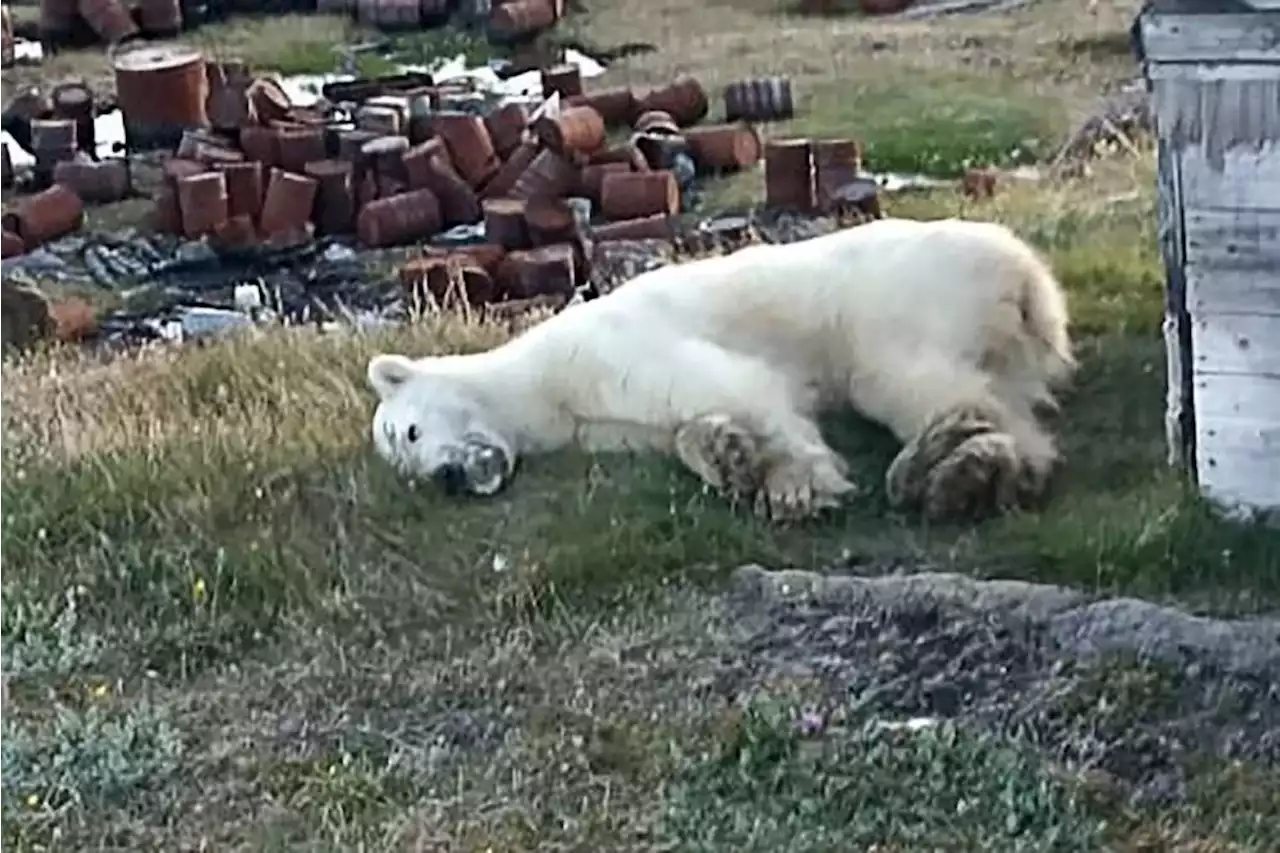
[591,213,672,243]
[39,0,80,42]
[2,229,25,259]
[213,160,264,220]
[402,140,481,227]
[541,63,582,99]
[30,118,79,166]
[315,0,354,13]
[136,0,182,37]
[356,188,443,248]
[355,104,403,136]
[488,0,557,42]
[304,159,356,235]
[633,110,679,136]
[276,125,327,173]
[430,112,500,189]
[260,168,319,237]
[356,0,420,30]
[600,170,679,220]
[1,184,85,248]
[238,124,281,166]
[482,138,539,200]
[112,41,209,151]
[534,105,605,158]
[77,0,139,44]
[683,123,762,172]
[637,76,708,127]
[510,148,578,201]
[496,244,576,300]
[50,83,96,157]
[814,138,862,211]
[0,5,14,68]
[523,197,578,247]
[400,256,496,307]
[567,87,637,128]
[176,171,229,238]
[212,214,258,250]
[53,157,130,203]
[764,139,814,212]
[723,77,794,123]
[577,161,630,210]
[483,198,530,250]
[483,102,529,160]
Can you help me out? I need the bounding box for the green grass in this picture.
[4,4,1280,848]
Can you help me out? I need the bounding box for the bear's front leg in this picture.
[674,413,856,522]
[885,402,1058,521]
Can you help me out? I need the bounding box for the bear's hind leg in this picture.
[851,360,1059,521]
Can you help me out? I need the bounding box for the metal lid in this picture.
[111,41,204,73]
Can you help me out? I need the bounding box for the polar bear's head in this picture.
[366,353,516,497]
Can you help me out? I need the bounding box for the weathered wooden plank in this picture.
[1191,313,1280,377]
[1188,267,1280,315]
[1157,136,1196,471]
[1177,145,1280,211]
[1184,207,1280,269]
[1183,207,1280,315]
[1195,417,1280,511]
[1195,371,1280,423]
[1140,14,1280,64]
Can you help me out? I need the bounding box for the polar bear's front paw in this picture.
[919,432,1025,521]
[885,404,1002,512]
[674,414,764,501]
[754,457,856,523]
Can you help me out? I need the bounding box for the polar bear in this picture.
[366,217,1076,522]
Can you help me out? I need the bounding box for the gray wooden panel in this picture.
[1191,312,1280,376]
[1195,370,1280,422]
[1178,148,1280,211]
[1184,207,1280,269]
[1195,417,1280,510]
[1141,13,1280,63]
[1188,267,1280,315]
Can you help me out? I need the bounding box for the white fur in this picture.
[368,218,1075,507]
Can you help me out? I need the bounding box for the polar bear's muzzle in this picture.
[432,441,512,498]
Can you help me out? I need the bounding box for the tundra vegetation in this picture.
[2,0,1278,849]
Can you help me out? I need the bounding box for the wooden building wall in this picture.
[1141,11,1280,513]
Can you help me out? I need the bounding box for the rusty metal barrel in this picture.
[357,188,443,248]
[213,160,264,220]
[77,0,139,44]
[356,0,421,30]
[304,159,356,235]
[764,139,814,211]
[430,112,500,189]
[112,41,209,151]
[723,77,794,123]
[541,63,583,99]
[483,102,530,160]
[260,168,318,238]
[176,171,229,238]
[568,87,638,128]
[683,124,762,172]
[534,105,605,158]
[510,148,578,201]
[39,0,80,43]
[600,170,679,220]
[637,76,708,127]
[30,118,79,171]
[1,184,85,249]
[488,0,558,42]
[50,83,97,158]
[136,0,183,37]
[53,157,130,203]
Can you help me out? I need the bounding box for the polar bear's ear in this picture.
[367,354,417,400]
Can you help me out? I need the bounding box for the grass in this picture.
[4,0,1280,848]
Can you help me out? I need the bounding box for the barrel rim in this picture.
[110,39,204,73]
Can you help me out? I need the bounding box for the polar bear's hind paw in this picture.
[674,414,764,501]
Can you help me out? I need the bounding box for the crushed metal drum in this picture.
[497,244,577,300]
[483,101,530,160]
[482,138,540,199]
[510,148,578,201]
[430,112,500,188]
[53,157,130,203]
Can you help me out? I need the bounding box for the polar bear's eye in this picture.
[406,425,420,443]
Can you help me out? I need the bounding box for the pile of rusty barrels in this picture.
[315,0,566,43]
[0,81,130,261]
[36,0,182,49]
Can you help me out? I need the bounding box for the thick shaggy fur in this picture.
[368,217,1076,521]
